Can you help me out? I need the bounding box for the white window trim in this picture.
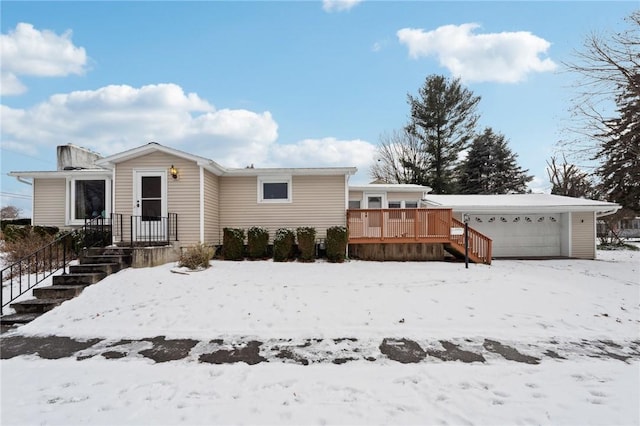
[257,175,292,203]
[67,177,112,226]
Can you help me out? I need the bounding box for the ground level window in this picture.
[349,200,361,209]
[405,201,418,208]
[388,201,401,209]
[74,180,106,219]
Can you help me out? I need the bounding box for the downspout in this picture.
[199,166,205,244]
[15,176,33,186]
[13,176,34,225]
[345,174,350,258]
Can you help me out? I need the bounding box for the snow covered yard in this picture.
[1,249,639,425]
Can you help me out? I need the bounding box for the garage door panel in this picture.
[469,214,561,257]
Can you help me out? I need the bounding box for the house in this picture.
[9,143,620,265]
[9,143,356,264]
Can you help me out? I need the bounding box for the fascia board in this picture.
[223,167,357,177]
[8,170,112,179]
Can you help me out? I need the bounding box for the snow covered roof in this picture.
[422,194,620,216]
[349,184,432,193]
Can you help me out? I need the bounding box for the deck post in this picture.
[463,214,469,269]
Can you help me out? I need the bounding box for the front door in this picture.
[134,171,167,241]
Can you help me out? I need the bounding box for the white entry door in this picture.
[134,171,167,240]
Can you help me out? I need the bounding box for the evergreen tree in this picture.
[595,80,640,211]
[458,128,533,194]
[406,75,480,193]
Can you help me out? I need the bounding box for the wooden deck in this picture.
[346,208,492,264]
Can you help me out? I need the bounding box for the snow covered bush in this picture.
[247,227,269,259]
[296,227,316,262]
[179,243,214,270]
[326,226,348,263]
[223,228,245,260]
[273,228,295,262]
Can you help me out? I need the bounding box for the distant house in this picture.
[9,143,620,264]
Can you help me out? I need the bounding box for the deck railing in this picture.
[347,208,453,243]
[346,208,492,264]
[450,217,492,264]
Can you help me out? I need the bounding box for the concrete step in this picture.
[33,285,85,300]
[86,247,133,256]
[53,272,106,286]
[11,298,62,314]
[70,262,121,275]
[80,254,131,267]
[0,312,42,325]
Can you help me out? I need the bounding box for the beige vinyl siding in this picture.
[571,211,596,259]
[203,169,220,245]
[33,178,66,227]
[115,151,202,246]
[220,175,346,240]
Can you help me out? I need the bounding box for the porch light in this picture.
[169,165,178,179]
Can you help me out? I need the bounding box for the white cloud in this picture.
[268,137,376,182]
[1,83,375,179]
[397,23,557,83]
[0,23,88,95]
[322,0,363,13]
[1,84,279,165]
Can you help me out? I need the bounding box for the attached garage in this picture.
[467,213,562,257]
[422,194,620,260]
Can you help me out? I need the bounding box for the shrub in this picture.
[179,243,214,270]
[296,227,316,262]
[223,228,245,260]
[326,226,348,263]
[247,227,269,259]
[1,228,59,271]
[273,228,295,262]
[3,224,59,243]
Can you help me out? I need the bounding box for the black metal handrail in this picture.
[0,217,113,315]
[1,230,77,315]
[127,213,178,246]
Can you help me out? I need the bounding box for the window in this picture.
[388,201,401,209]
[258,176,292,203]
[405,201,418,208]
[69,178,111,224]
[348,200,361,209]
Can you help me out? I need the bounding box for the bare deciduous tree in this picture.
[370,130,429,185]
[1,205,22,220]
[546,155,598,199]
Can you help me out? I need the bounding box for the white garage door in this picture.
[468,214,561,258]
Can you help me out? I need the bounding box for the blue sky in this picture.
[1,1,637,217]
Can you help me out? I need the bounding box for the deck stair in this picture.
[0,247,131,327]
[444,218,492,265]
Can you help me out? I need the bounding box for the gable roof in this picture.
[423,194,620,216]
[94,142,357,177]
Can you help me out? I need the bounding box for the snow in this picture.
[2,249,639,425]
[423,193,620,211]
